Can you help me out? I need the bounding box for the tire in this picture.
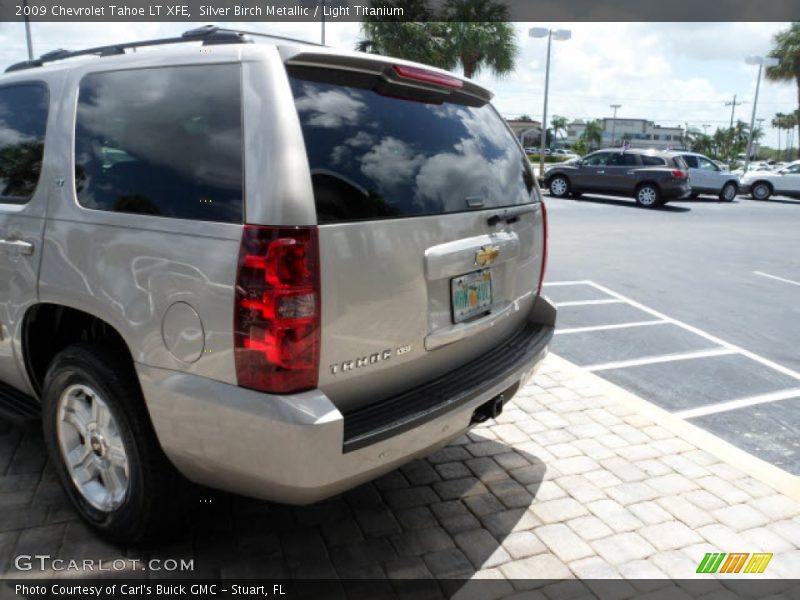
[548,175,570,198]
[635,183,661,208]
[719,182,737,202]
[41,343,179,543]
[751,182,771,201]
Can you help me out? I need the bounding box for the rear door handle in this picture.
[597,170,605,174]
[0,239,35,255]
[627,171,636,175]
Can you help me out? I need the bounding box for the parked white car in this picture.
[678,152,740,202]
[553,149,579,159]
[739,160,800,200]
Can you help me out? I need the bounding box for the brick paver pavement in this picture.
[0,355,798,592]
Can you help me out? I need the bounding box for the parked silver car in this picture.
[678,152,740,202]
[0,27,555,542]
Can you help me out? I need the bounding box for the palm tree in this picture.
[694,134,714,156]
[356,1,448,68]
[356,0,517,80]
[772,112,786,158]
[571,138,587,156]
[765,22,800,157]
[582,120,603,150]
[682,127,703,150]
[551,115,568,145]
[783,110,800,160]
[439,2,517,79]
[712,128,729,158]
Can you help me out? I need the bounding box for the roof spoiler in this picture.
[284,51,492,107]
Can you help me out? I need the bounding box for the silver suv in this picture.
[0,27,555,542]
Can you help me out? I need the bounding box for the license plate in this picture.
[451,269,493,323]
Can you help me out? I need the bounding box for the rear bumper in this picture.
[138,296,556,505]
[664,182,692,199]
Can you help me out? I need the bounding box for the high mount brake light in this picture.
[234,226,321,394]
[394,65,464,90]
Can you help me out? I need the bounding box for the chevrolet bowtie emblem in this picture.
[475,245,500,267]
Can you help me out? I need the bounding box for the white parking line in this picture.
[585,348,736,372]
[753,271,800,288]
[674,388,800,420]
[584,281,800,383]
[555,320,668,335]
[543,280,593,287]
[554,299,625,308]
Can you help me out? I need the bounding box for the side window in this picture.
[681,155,699,169]
[641,155,666,166]
[606,153,639,167]
[75,64,243,223]
[584,152,610,166]
[0,84,49,203]
[784,164,800,174]
[698,157,718,171]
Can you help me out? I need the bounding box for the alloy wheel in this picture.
[56,384,130,511]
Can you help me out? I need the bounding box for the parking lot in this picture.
[545,192,800,475]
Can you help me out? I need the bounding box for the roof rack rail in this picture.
[5,25,324,73]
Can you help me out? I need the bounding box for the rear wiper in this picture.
[486,204,537,226]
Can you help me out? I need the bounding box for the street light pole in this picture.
[743,56,779,173]
[320,0,326,45]
[609,104,621,147]
[23,0,34,59]
[539,31,552,176]
[529,27,570,178]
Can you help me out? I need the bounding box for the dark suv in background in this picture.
[544,149,691,207]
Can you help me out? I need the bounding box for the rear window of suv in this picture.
[288,74,535,223]
[74,64,243,223]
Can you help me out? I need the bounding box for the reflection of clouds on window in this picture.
[361,137,426,190]
[74,65,243,222]
[289,75,532,222]
[415,145,522,212]
[294,86,366,129]
[430,104,510,153]
[77,69,242,190]
[0,127,33,147]
[330,131,375,165]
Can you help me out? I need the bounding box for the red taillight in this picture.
[394,65,464,89]
[538,200,549,294]
[671,169,687,178]
[234,225,320,394]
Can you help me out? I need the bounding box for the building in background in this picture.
[565,118,685,150]
[506,118,542,147]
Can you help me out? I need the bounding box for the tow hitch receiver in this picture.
[471,394,505,424]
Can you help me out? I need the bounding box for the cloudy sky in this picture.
[1,21,795,147]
